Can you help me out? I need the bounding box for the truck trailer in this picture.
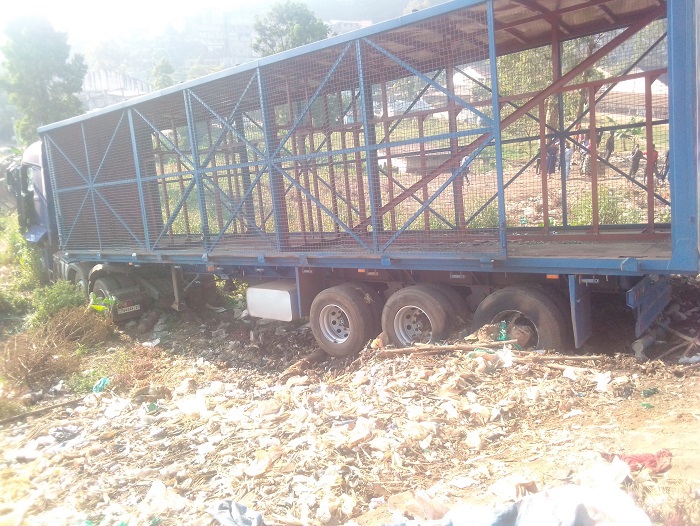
[7,0,698,357]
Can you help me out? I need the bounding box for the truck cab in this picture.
[6,141,56,250]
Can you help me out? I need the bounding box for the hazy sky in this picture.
[3,0,268,44]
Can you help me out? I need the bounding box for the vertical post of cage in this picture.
[234,115,256,228]
[667,0,698,268]
[446,63,466,230]
[539,102,549,235]
[183,90,211,251]
[553,26,568,227]
[487,0,506,251]
[126,111,151,250]
[171,117,192,236]
[356,40,381,251]
[588,88,599,234]
[257,68,290,251]
[644,76,655,233]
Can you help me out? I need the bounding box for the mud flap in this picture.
[568,276,592,348]
[626,275,672,338]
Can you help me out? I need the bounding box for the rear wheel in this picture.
[310,285,375,357]
[472,285,567,350]
[382,285,449,347]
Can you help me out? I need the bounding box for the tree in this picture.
[252,1,331,57]
[0,17,87,145]
[152,58,175,90]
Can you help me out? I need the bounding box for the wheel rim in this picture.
[319,303,351,344]
[490,310,538,347]
[394,305,434,345]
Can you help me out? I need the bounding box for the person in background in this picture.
[546,141,558,176]
[659,149,670,183]
[604,132,615,161]
[643,144,660,179]
[564,142,572,179]
[629,144,643,178]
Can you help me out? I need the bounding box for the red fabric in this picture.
[645,149,659,165]
[602,449,672,474]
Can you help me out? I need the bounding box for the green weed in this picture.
[569,188,643,226]
[65,368,109,394]
[28,281,85,328]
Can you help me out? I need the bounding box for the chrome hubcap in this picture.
[395,305,433,345]
[319,303,350,344]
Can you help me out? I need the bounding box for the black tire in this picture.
[472,285,568,350]
[92,276,119,300]
[432,283,468,325]
[523,283,573,349]
[72,271,89,299]
[381,285,449,347]
[92,276,120,318]
[310,285,376,357]
[345,282,384,337]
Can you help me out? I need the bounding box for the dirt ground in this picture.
[1,280,700,526]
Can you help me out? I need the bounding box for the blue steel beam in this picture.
[667,0,698,273]
[257,68,290,251]
[55,249,688,277]
[356,40,381,249]
[127,109,151,250]
[487,0,507,253]
[184,89,211,250]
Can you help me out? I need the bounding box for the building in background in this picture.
[328,20,373,35]
[81,70,152,111]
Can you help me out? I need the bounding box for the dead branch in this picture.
[375,340,518,357]
[0,397,82,427]
[657,322,700,347]
[525,354,604,362]
[655,341,692,361]
[279,349,328,382]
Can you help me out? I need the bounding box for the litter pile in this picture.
[1,326,698,526]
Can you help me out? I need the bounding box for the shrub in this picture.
[29,281,85,328]
[0,397,24,420]
[0,213,46,291]
[1,330,81,390]
[1,307,114,390]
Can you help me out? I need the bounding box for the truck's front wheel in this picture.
[92,276,119,300]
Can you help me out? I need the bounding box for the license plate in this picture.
[117,304,141,314]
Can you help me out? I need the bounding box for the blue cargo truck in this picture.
[7,0,698,356]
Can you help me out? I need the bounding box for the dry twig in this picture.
[376,339,518,357]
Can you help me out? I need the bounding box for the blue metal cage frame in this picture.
[39,0,697,277]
